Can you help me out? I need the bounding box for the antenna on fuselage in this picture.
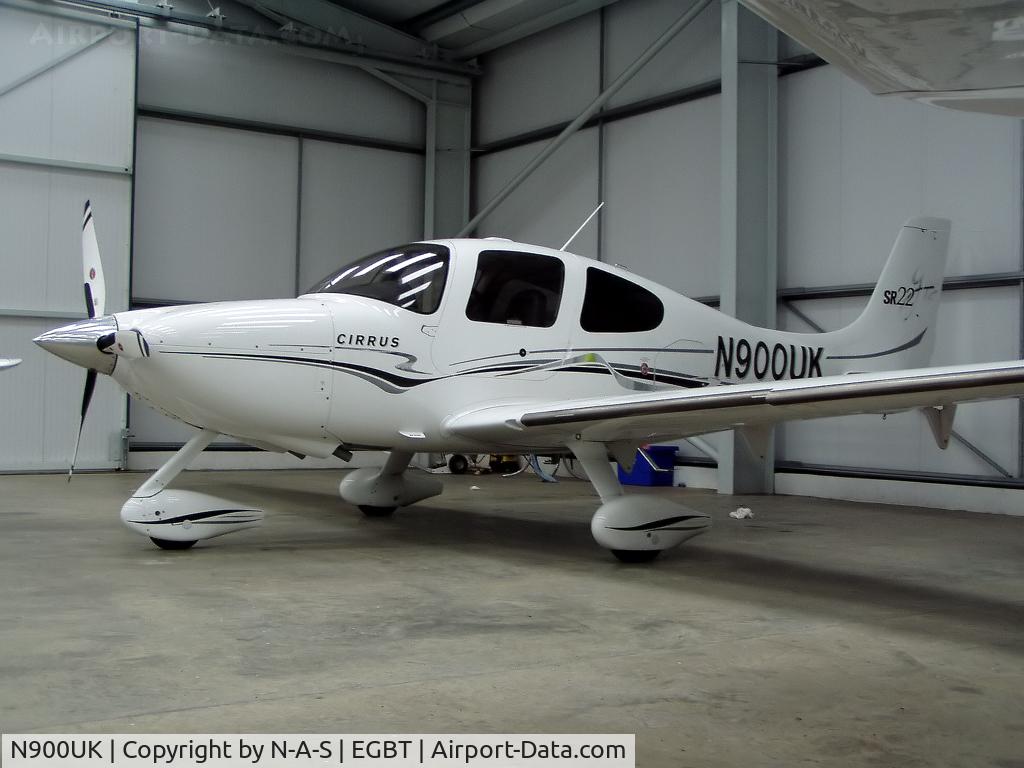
[559,201,604,252]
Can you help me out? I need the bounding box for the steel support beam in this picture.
[424,82,438,239]
[717,0,778,495]
[782,300,824,333]
[457,0,714,238]
[444,0,622,60]
[0,152,130,175]
[1018,119,1024,478]
[357,67,470,239]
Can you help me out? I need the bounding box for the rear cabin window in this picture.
[466,250,564,328]
[581,267,664,333]
[305,244,450,315]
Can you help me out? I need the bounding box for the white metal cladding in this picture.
[0,7,135,170]
[0,5,134,471]
[137,28,425,147]
[601,0,720,110]
[474,13,600,147]
[473,132,600,257]
[779,66,1023,288]
[602,96,721,298]
[776,65,1023,480]
[298,139,424,291]
[132,117,300,303]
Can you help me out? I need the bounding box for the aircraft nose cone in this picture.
[33,316,117,374]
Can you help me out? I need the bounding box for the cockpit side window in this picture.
[465,250,564,328]
[306,245,450,315]
[581,267,664,333]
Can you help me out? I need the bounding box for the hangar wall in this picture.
[470,0,1024,510]
[127,26,437,463]
[0,4,135,471]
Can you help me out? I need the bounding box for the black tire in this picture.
[359,505,397,517]
[448,454,469,474]
[151,537,197,550]
[611,549,661,564]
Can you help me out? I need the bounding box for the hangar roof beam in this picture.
[49,0,478,80]
[234,0,435,61]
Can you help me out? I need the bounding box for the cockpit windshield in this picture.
[305,244,450,315]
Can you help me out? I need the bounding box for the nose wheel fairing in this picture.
[121,490,263,543]
[120,429,264,547]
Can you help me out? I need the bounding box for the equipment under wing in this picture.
[443,360,1024,447]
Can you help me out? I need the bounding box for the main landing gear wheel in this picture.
[150,537,197,551]
[359,505,397,517]
[448,454,469,475]
[611,549,661,564]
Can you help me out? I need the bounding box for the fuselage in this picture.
[107,237,937,457]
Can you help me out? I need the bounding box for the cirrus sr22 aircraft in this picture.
[33,202,1024,561]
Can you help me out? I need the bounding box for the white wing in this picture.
[0,358,21,371]
[444,360,1024,447]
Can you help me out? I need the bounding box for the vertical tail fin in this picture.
[826,217,951,372]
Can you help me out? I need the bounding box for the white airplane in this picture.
[0,358,20,370]
[33,202,1024,561]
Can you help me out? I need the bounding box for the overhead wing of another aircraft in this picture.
[742,0,1024,117]
[445,360,1024,446]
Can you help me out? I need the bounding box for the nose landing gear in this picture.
[120,429,264,549]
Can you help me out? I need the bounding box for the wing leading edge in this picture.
[443,361,1024,448]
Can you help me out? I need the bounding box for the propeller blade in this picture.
[82,200,105,319]
[68,369,97,482]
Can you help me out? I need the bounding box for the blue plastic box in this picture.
[617,445,677,486]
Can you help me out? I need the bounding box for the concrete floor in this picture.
[1,469,1022,767]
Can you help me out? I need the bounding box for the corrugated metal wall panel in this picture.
[779,66,1022,288]
[0,5,133,471]
[602,97,721,297]
[298,139,424,291]
[0,7,134,169]
[131,117,299,303]
[138,30,425,147]
[0,165,130,314]
[473,131,600,257]
[0,316,125,471]
[474,13,599,146]
[602,0,720,109]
